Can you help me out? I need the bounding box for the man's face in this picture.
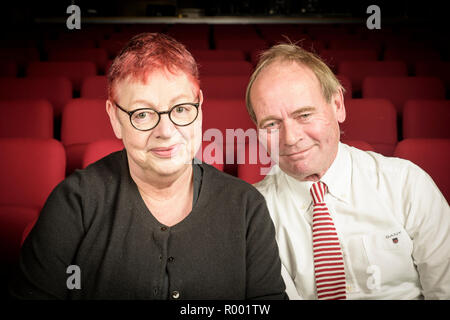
[106,69,203,178]
[250,60,345,181]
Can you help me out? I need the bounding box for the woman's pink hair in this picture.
[107,32,199,100]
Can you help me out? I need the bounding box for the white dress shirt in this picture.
[255,142,450,299]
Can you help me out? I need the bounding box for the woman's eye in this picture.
[175,106,185,113]
[136,112,148,119]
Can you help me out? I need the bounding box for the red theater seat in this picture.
[82,139,124,168]
[0,77,72,117]
[0,138,65,263]
[319,49,378,73]
[339,61,407,93]
[0,61,17,77]
[214,38,269,56]
[236,140,274,185]
[27,61,97,92]
[191,49,246,62]
[384,48,441,70]
[403,100,450,139]
[200,75,249,100]
[341,140,375,151]
[0,48,39,69]
[340,99,397,156]
[337,75,352,100]
[362,76,445,115]
[61,99,116,174]
[47,48,109,74]
[0,99,53,139]
[394,139,450,202]
[414,61,450,90]
[198,60,253,77]
[81,75,108,99]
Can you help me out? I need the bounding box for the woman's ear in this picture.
[106,100,123,139]
[198,89,204,109]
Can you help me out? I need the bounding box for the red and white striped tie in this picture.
[310,181,347,300]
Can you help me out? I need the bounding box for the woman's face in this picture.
[106,69,203,179]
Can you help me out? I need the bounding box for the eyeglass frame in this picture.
[113,100,200,131]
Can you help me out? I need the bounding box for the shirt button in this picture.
[160,226,167,231]
[172,290,180,299]
[168,256,174,262]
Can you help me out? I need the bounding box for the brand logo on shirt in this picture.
[385,231,401,244]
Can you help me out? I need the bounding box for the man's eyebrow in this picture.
[290,106,316,115]
[258,106,316,127]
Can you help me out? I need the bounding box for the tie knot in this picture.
[310,181,328,205]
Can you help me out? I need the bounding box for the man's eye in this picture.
[299,113,311,119]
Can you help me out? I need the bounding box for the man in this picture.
[245,43,450,299]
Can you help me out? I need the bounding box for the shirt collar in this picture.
[281,142,352,210]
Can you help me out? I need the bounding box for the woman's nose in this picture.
[152,113,176,138]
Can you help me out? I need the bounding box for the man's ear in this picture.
[106,100,123,139]
[332,88,346,123]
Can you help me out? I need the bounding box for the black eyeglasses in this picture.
[114,100,200,131]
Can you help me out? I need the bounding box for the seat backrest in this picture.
[340,99,397,156]
[0,77,72,117]
[362,76,445,115]
[339,61,408,92]
[403,99,450,139]
[320,49,378,73]
[82,138,124,168]
[47,47,108,74]
[394,139,450,202]
[200,75,249,100]
[341,140,375,152]
[198,60,253,77]
[81,75,108,99]
[191,49,246,62]
[0,138,66,209]
[414,61,450,89]
[0,99,53,139]
[27,61,97,92]
[61,98,116,173]
[0,61,17,77]
[0,138,65,264]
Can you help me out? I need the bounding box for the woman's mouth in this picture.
[150,144,181,158]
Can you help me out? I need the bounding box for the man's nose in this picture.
[153,113,176,138]
[281,119,303,146]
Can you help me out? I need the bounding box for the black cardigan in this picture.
[10,150,287,300]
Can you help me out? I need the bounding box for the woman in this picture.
[10,33,287,299]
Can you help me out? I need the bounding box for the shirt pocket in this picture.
[362,230,415,287]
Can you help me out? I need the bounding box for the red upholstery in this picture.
[82,139,124,168]
[339,61,407,92]
[0,138,66,262]
[191,49,246,62]
[403,100,450,139]
[214,38,268,56]
[61,99,116,174]
[98,39,128,58]
[320,49,378,73]
[394,139,450,202]
[362,76,445,115]
[27,61,97,92]
[340,99,397,156]
[0,77,72,117]
[47,48,109,74]
[341,140,375,152]
[337,75,352,101]
[198,60,253,77]
[236,140,274,184]
[0,99,53,139]
[384,48,441,70]
[200,75,249,100]
[0,48,39,69]
[414,61,450,89]
[0,61,17,77]
[81,75,108,99]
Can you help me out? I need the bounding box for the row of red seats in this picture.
[1,137,448,263]
[0,73,446,116]
[1,97,448,173]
